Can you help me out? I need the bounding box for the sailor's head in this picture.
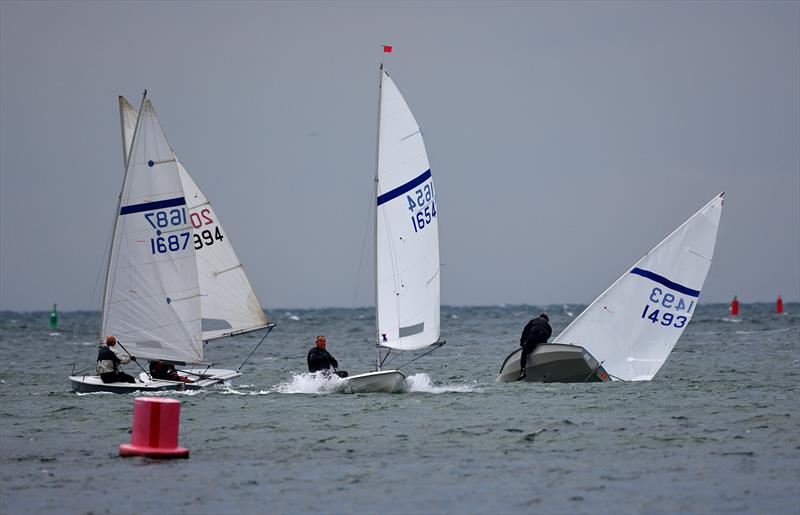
[105,336,117,346]
[315,335,327,349]
[538,313,549,322]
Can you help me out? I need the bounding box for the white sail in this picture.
[118,96,138,169]
[375,70,440,351]
[553,193,725,381]
[176,162,270,340]
[118,97,269,342]
[101,97,203,364]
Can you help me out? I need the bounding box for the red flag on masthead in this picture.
[383,45,393,53]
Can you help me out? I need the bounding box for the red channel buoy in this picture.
[777,295,784,314]
[119,397,189,459]
[731,296,739,317]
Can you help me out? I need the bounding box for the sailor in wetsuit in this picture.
[96,336,136,384]
[149,361,194,383]
[307,335,348,377]
[518,313,552,380]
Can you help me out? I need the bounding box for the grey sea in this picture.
[1,303,798,515]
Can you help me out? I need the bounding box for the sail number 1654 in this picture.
[407,183,437,233]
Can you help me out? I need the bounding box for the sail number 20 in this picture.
[406,182,437,233]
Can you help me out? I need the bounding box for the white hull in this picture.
[69,367,240,393]
[340,370,406,393]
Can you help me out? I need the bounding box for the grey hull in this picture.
[496,344,609,383]
[340,370,406,393]
[69,367,241,394]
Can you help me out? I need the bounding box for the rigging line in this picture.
[582,360,605,383]
[116,340,152,380]
[378,202,403,322]
[237,323,276,372]
[78,216,117,374]
[394,339,446,370]
[351,183,374,307]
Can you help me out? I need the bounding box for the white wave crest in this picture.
[275,372,347,394]
[404,373,477,394]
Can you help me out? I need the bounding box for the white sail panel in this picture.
[101,98,203,363]
[376,70,440,351]
[118,96,138,168]
[177,162,269,340]
[553,193,725,381]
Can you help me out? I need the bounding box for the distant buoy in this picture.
[731,296,739,317]
[119,398,189,459]
[49,304,58,330]
[777,296,784,314]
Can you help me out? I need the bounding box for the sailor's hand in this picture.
[130,356,137,361]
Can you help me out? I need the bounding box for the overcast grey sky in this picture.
[1,1,798,311]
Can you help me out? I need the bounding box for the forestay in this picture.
[375,70,441,351]
[102,98,203,363]
[553,193,725,381]
[118,98,269,342]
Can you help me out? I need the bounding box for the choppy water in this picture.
[1,304,798,514]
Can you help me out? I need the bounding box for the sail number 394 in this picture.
[406,182,437,233]
[145,207,224,254]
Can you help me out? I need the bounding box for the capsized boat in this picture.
[341,54,445,393]
[70,93,273,393]
[496,344,609,383]
[497,193,725,383]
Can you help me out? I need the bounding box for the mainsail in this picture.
[118,97,269,343]
[553,193,725,381]
[102,97,202,363]
[375,69,441,352]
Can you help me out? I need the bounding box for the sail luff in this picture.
[101,92,147,342]
[374,64,384,366]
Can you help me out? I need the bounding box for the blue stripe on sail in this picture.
[630,268,701,297]
[120,197,186,215]
[377,169,432,206]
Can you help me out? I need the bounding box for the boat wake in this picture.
[274,372,347,394]
[219,384,271,396]
[404,373,477,393]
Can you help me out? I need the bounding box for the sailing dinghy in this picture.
[339,60,445,393]
[70,93,273,393]
[498,193,725,383]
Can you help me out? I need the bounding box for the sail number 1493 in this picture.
[640,287,695,328]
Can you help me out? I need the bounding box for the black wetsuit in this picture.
[307,347,339,373]
[519,317,553,371]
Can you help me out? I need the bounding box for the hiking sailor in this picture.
[96,336,136,384]
[518,313,552,380]
[307,335,348,378]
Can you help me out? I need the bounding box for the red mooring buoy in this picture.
[119,397,189,459]
[777,295,784,314]
[731,296,740,316]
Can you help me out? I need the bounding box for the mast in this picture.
[100,90,147,341]
[374,61,384,370]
